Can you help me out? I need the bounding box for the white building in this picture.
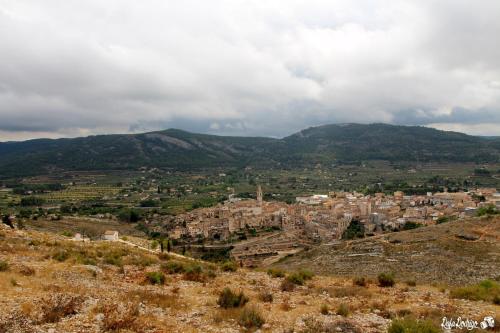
[103,230,119,241]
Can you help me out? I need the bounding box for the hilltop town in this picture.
[144,186,499,266]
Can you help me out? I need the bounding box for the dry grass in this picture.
[37,294,84,324]
[1,227,498,333]
[127,289,186,311]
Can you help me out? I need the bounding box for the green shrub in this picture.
[336,303,349,317]
[103,252,123,267]
[378,273,395,287]
[52,250,70,262]
[298,269,314,280]
[388,317,439,333]
[0,260,8,271]
[238,305,264,329]
[286,273,305,286]
[267,268,285,278]
[353,276,366,287]
[183,263,204,282]
[161,261,186,274]
[217,288,249,308]
[220,261,237,272]
[476,204,498,217]
[320,304,329,315]
[146,272,165,285]
[450,279,500,304]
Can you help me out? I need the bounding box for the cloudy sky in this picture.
[1,0,499,141]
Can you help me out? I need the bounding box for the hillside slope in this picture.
[1,226,498,332]
[272,216,500,285]
[1,123,499,176]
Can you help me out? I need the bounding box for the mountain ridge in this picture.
[1,123,499,177]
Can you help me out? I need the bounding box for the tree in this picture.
[117,209,141,222]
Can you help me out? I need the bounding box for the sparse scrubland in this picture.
[1,223,499,333]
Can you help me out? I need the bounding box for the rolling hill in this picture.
[0,123,499,177]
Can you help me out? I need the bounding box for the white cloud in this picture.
[0,0,499,140]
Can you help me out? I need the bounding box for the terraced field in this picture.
[39,185,122,203]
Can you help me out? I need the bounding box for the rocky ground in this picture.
[0,224,499,333]
[274,216,500,286]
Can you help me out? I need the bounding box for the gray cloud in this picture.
[0,0,500,140]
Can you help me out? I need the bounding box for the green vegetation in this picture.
[182,263,204,281]
[1,124,500,178]
[161,261,186,274]
[0,260,8,271]
[52,250,70,262]
[217,288,249,308]
[378,272,395,287]
[436,216,452,224]
[476,204,499,216]
[336,303,350,317]
[238,305,265,329]
[342,220,365,239]
[388,317,439,333]
[220,261,237,272]
[267,268,286,278]
[118,209,142,222]
[402,221,422,230]
[450,279,500,304]
[320,304,329,315]
[286,269,314,286]
[20,196,45,206]
[145,272,165,285]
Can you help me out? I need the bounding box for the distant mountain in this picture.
[0,123,499,177]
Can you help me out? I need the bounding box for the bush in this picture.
[52,250,70,262]
[450,279,500,304]
[286,273,304,286]
[183,263,204,282]
[336,303,350,317]
[217,288,249,308]
[280,279,295,292]
[353,276,366,287]
[0,260,8,271]
[258,291,273,303]
[221,261,237,272]
[158,253,171,261]
[320,304,329,315]
[406,280,417,287]
[117,209,142,222]
[476,204,498,217]
[161,261,186,274]
[38,294,84,324]
[267,268,285,278]
[298,269,314,280]
[239,305,265,329]
[146,271,165,285]
[285,269,313,286]
[18,265,35,276]
[378,273,395,287]
[388,317,439,333]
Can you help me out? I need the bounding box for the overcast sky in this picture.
[1,0,499,141]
